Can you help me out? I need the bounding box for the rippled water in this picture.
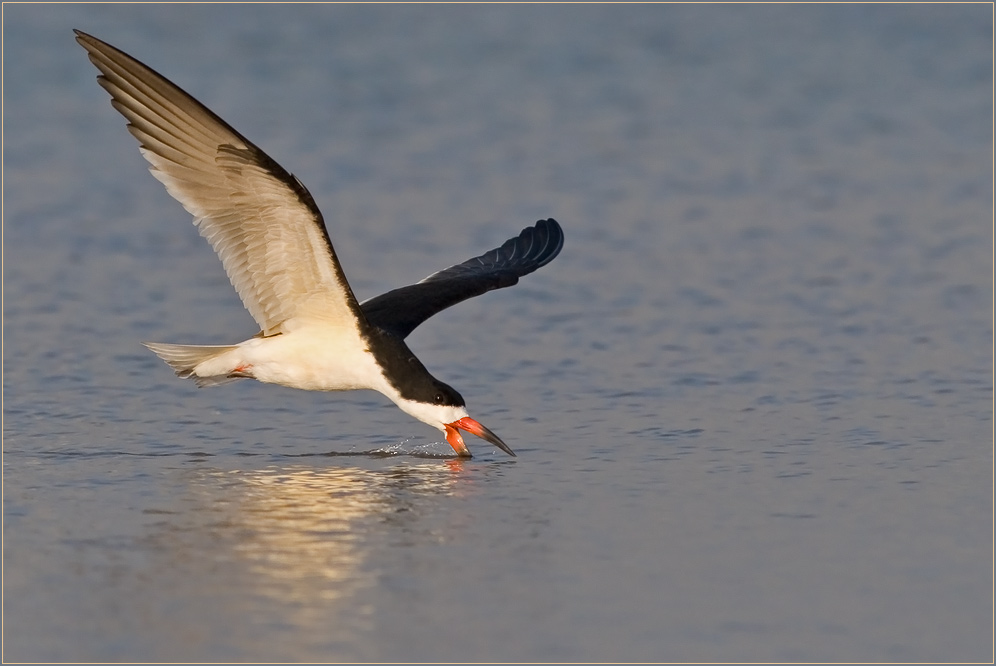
[4,4,993,662]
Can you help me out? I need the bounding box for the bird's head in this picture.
[394,380,515,458]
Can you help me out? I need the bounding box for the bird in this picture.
[75,30,563,458]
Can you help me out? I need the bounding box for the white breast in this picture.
[196,324,391,394]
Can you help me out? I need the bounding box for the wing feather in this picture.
[76,30,362,336]
[361,218,564,339]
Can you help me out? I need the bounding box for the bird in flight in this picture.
[75,30,563,458]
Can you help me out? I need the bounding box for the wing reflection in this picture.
[175,461,468,640]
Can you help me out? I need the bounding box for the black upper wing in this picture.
[360,218,564,339]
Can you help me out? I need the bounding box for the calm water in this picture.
[4,4,993,662]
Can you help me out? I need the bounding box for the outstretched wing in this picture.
[75,30,364,336]
[361,218,564,339]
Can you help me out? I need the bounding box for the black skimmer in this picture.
[76,30,564,458]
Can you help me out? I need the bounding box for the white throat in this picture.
[393,397,469,432]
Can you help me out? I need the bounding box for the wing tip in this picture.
[74,29,105,53]
[522,217,565,268]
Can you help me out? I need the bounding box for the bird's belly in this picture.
[234,327,387,393]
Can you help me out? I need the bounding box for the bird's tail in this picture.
[144,342,243,387]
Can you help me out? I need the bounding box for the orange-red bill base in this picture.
[444,417,516,458]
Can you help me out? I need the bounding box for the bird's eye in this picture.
[434,393,445,404]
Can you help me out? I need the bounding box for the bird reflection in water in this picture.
[179,462,469,639]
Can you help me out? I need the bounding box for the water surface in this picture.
[4,4,993,662]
